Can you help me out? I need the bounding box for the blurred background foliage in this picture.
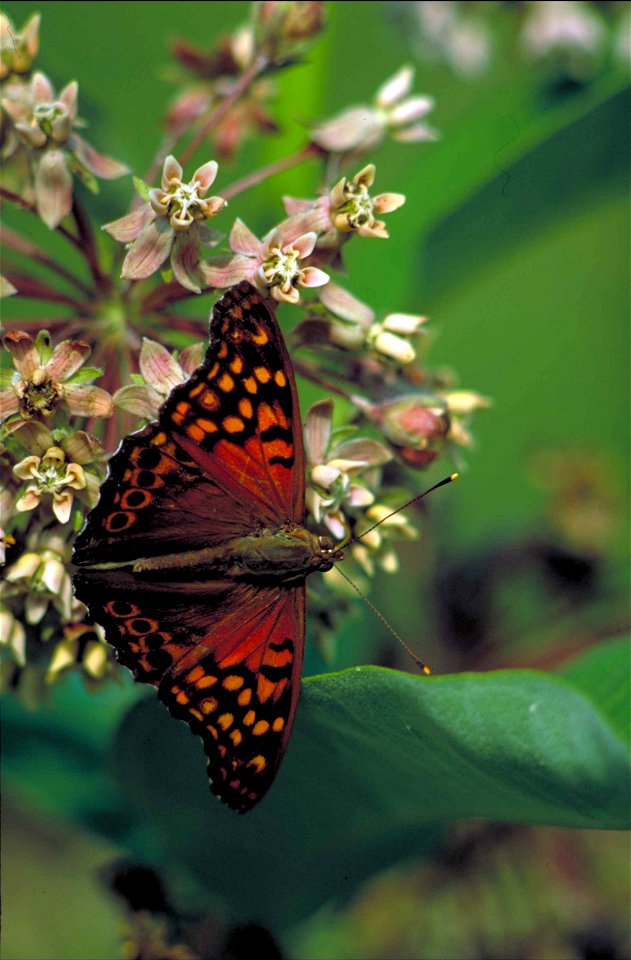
[1,2,629,959]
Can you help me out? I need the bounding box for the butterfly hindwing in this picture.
[73,567,304,812]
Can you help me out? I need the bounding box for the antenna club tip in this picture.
[422,664,432,676]
[450,472,459,481]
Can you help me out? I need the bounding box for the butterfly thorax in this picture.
[86,524,342,584]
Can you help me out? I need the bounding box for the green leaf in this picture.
[133,176,151,201]
[107,643,628,926]
[34,331,52,365]
[66,366,104,385]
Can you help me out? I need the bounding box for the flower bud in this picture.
[361,394,451,469]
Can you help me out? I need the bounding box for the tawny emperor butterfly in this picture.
[73,281,341,813]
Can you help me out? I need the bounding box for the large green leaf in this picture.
[107,637,629,926]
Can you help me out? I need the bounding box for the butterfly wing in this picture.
[160,280,305,525]
[73,282,308,812]
[74,281,304,568]
[73,567,304,812]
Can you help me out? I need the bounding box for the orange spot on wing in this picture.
[217,372,234,392]
[243,377,257,394]
[254,366,271,384]
[257,403,277,431]
[238,398,253,419]
[223,416,244,433]
[186,423,205,443]
[186,665,205,683]
[257,676,276,703]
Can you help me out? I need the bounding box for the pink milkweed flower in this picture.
[0,330,113,426]
[0,12,40,80]
[303,398,391,540]
[311,65,436,156]
[284,164,405,241]
[103,155,226,294]
[202,218,329,304]
[114,338,205,420]
[1,72,128,228]
[10,420,103,523]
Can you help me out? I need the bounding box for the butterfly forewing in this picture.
[160,282,305,524]
[73,282,310,812]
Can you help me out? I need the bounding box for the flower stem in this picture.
[292,357,353,401]
[71,197,109,294]
[0,187,84,255]
[2,226,93,297]
[222,143,321,201]
[179,54,268,168]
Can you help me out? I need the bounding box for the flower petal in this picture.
[375,66,414,108]
[171,232,202,294]
[45,339,91,382]
[62,430,104,465]
[373,192,406,214]
[2,331,40,377]
[35,148,73,229]
[0,387,20,420]
[192,159,218,194]
[162,155,182,190]
[333,437,392,467]
[12,455,40,480]
[290,231,317,259]
[59,80,78,120]
[52,490,73,524]
[178,342,205,375]
[31,71,54,102]
[121,218,173,280]
[229,218,261,256]
[300,266,329,289]
[64,384,113,418]
[200,255,254,288]
[71,134,129,178]
[312,105,383,153]
[319,281,375,326]
[113,384,163,420]
[304,398,333,464]
[103,206,150,242]
[139,339,186,393]
[15,485,41,512]
[391,123,439,144]
[12,421,55,455]
[388,96,434,126]
[382,313,426,334]
[282,196,315,216]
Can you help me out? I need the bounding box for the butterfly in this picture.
[72,281,342,813]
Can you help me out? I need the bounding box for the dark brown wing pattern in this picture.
[73,282,308,812]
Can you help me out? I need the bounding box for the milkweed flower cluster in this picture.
[1,4,486,693]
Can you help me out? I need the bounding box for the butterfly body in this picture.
[73,282,335,813]
[82,525,339,581]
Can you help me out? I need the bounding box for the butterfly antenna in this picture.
[334,564,431,675]
[347,473,459,547]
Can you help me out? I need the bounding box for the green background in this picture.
[2,2,629,958]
